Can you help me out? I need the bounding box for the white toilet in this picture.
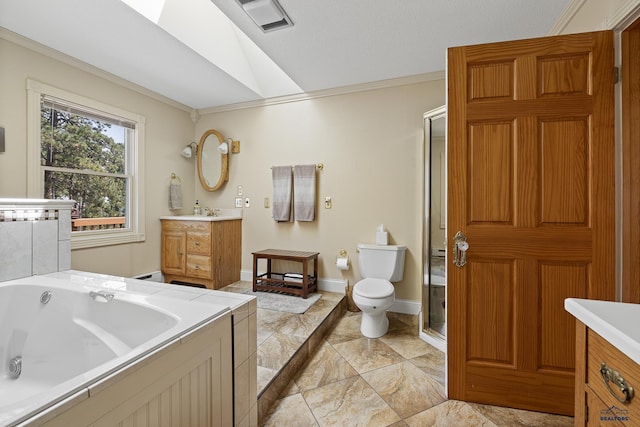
[352,243,407,338]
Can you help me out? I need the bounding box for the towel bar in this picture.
[270,163,323,171]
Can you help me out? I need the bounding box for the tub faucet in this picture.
[89,290,115,302]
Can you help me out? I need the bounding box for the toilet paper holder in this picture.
[336,249,350,270]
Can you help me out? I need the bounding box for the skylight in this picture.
[120,0,301,100]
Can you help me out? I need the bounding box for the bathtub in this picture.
[0,274,231,426]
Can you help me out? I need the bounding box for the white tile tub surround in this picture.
[0,221,32,281]
[45,270,259,427]
[0,272,233,426]
[0,198,74,281]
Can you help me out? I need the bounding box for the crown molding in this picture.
[548,0,640,35]
[609,0,640,30]
[547,0,587,35]
[198,70,446,115]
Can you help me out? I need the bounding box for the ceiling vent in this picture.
[236,0,293,32]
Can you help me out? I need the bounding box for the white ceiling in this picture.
[0,0,570,110]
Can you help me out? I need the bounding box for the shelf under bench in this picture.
[252,249,319,299]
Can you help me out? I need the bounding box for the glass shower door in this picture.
[422,106,446,346]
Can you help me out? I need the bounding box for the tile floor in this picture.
[222,282,575,426]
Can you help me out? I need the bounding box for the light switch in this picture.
[324,197,332,209]
[235,197,243,208]
[264,197,270,208]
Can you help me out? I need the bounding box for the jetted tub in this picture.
[0,274,231,426]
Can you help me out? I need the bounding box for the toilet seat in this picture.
[353,278,394,299]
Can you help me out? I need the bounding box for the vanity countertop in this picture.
[160,208,242,222]
[565,298,640,365]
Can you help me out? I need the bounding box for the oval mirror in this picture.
[197,129,229,192]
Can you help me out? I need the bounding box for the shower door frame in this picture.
[420,105,447,353]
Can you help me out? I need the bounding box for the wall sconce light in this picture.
[217,139,230,155]
[181,142,197,159]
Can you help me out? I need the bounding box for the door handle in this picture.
[453,231,469,267]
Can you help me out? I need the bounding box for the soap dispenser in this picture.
[193,200,202,216]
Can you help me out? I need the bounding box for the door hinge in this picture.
[615,66,620,84]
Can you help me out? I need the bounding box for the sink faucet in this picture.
[204,207,220,217]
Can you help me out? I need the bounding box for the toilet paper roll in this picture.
[336,257,350,270]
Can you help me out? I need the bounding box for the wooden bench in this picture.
[252,249,319,299]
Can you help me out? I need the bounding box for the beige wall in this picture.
[0,30,445,302]
[193,81,445,301]
[0,32,196,277]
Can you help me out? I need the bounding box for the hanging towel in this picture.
[169,174,183,210]
[294,164,316,222]
[272,166,292,222]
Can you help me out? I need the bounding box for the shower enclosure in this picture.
[421,106,446,351]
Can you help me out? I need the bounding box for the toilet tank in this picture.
[357,243,407,282]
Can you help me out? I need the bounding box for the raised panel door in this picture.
[448,30,615,415]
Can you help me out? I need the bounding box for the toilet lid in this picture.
[354,278,394,298]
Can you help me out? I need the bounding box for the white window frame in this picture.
[27,79,145,249]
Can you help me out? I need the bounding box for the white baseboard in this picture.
[240,269,253,282]
[390,298,421,315]
[318,278,347,293]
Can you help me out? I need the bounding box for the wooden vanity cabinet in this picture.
[161,219,241,290]
[575,321,640,426]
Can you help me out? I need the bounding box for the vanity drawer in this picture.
[163,220,210,233]
[587,329,640,421]
[187,232,211,256]
[186,255,212,279]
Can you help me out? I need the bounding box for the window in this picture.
[27,80,145,249]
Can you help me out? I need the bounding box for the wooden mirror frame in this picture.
[197,129,229,192]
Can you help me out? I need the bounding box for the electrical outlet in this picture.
[237,185,243,196]
[244,197,250,208]
[264,197,270,208]
[235,197,242,208]
[325,196,332,209]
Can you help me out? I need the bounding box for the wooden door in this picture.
[447,30,615,416]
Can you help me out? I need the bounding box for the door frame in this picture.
[620,10,640,303]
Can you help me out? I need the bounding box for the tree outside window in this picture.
[40,100,132,231]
